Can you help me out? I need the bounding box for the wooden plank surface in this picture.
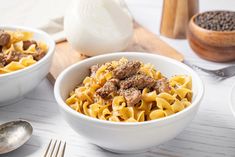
[48,22,184,84]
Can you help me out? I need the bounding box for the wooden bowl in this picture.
[187,12,235,62]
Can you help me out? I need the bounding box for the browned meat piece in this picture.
[32,48,46,61]
[113,61,141,80]
[154,78,171,94]
[5,51,26,64]
[23,40,37,50]
[90,64,100,76]
[96,79,119,99]
[120,74,155,90]
[0,32,10,46]
[0,53,7,67]
[106,64,114,71]
[119,88,141,107]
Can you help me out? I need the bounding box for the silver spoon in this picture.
[0,120,33,154]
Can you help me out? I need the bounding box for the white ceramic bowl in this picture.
[229,83,235,117]
[54,52,204,153]
[0,26,55,106]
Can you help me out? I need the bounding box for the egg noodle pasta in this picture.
[0,30,48,74]
[66,58,193,122]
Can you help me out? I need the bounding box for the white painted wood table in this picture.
[1,0,235,157]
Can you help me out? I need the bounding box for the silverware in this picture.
[184,61,235,78]
[43,139,66,157]
[0,120,33,154]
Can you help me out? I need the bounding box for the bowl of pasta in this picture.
[54,52,204,153]
[0,26,55,105]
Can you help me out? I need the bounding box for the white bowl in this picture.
[229,83,235,117]
[54,52,204,153]
[0,26,55,106]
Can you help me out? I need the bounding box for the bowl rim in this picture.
[0,25,55,79]
[54,52,204,126]
[190,10,235,34]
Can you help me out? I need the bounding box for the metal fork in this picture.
[43,139,66,157]
[184,61,235,78]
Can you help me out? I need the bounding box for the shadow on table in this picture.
[94,144,161,157]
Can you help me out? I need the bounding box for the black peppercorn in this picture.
[194,11,235,31]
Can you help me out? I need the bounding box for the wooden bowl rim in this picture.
[191,10,235,34]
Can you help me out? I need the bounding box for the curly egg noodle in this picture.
[66,58,193,122]
[0,31,48,74]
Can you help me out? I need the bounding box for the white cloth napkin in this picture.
[39,17,66,43]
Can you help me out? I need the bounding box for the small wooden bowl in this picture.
[187,12,235,62]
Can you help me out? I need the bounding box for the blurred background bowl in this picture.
[0,25,55,106]
[54,52,204,153]
[187,11,235,62]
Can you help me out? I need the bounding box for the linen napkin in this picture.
[39,17,66,43]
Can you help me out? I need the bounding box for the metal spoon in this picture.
[0,120,33,154]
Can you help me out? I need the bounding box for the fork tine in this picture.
[57,141,66,157]
[46,139,57,157]
[184,60,235,78]
[43,139,52,157]
[62,142,66,157]
[52,140,61,157]
[43,139,66,157]
[185,61,223,76]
